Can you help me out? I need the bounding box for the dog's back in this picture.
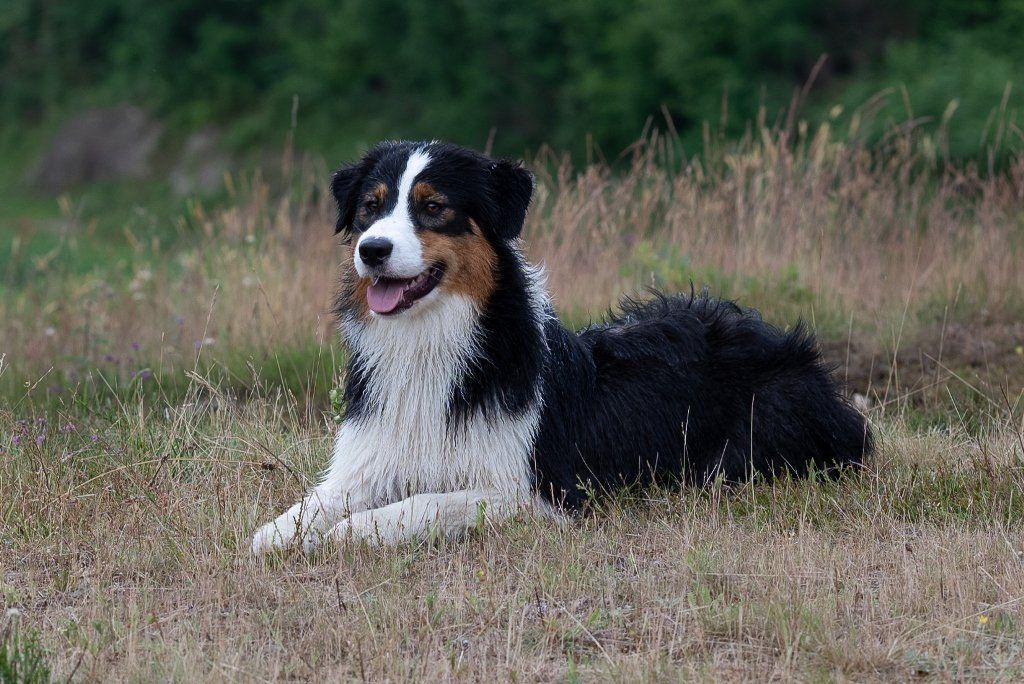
[532,292,871,508]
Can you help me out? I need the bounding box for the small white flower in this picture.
[5,607,21,619]
[45,327,56,337]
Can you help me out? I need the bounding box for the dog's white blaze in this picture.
[354,149,432,279]
[251,292,541,552]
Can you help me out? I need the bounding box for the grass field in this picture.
[2,126,1024,681]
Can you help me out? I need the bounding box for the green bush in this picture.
[829,32,1024,159]
[0,0,1021,159]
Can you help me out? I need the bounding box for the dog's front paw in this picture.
[250,521,288,555]
[251,513,302,555]
[300,528,326,554]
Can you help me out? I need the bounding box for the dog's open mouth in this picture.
[366,263,445,315]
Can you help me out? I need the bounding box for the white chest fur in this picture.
[251,270,552,553]
[329,294,538,508]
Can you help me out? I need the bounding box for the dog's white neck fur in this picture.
[332,293,537,505]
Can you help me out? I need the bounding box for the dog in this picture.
[251,140,872,553]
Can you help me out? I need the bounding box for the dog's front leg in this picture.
[322,489,521,547]
[251,425,374,555]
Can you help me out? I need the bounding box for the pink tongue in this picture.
[366,280,407,314]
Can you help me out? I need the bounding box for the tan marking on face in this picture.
[371,182,387,204]
[413,182,455,223]
[419,220,497,306]
[356,183,388,222]
[412,181,439,204]
[339,242,371,320]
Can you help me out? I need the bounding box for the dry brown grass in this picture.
[2,395,1024,681]
[2,128,1024,680]
[531,130,1024,327]
[2,125,1023,395]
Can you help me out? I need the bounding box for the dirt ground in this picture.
[822,321,1024,409]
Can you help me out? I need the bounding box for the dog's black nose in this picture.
[358,238,393,267]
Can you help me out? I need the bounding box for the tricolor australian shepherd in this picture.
[251,141,872,554]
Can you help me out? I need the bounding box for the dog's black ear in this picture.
[485,159,534,241]
[330,160,368,235]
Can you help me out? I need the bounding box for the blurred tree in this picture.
[0,0,1020,159]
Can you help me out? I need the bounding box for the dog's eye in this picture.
[424,201,444,215]
[364,199,379,212]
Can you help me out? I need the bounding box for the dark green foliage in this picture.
[0,1,1021,159]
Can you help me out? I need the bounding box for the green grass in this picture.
[0,338,345,422]
[0,177,227,288]
[0,121,242,291]
[0,619,52,684]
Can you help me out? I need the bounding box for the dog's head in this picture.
[331,141,533,318]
